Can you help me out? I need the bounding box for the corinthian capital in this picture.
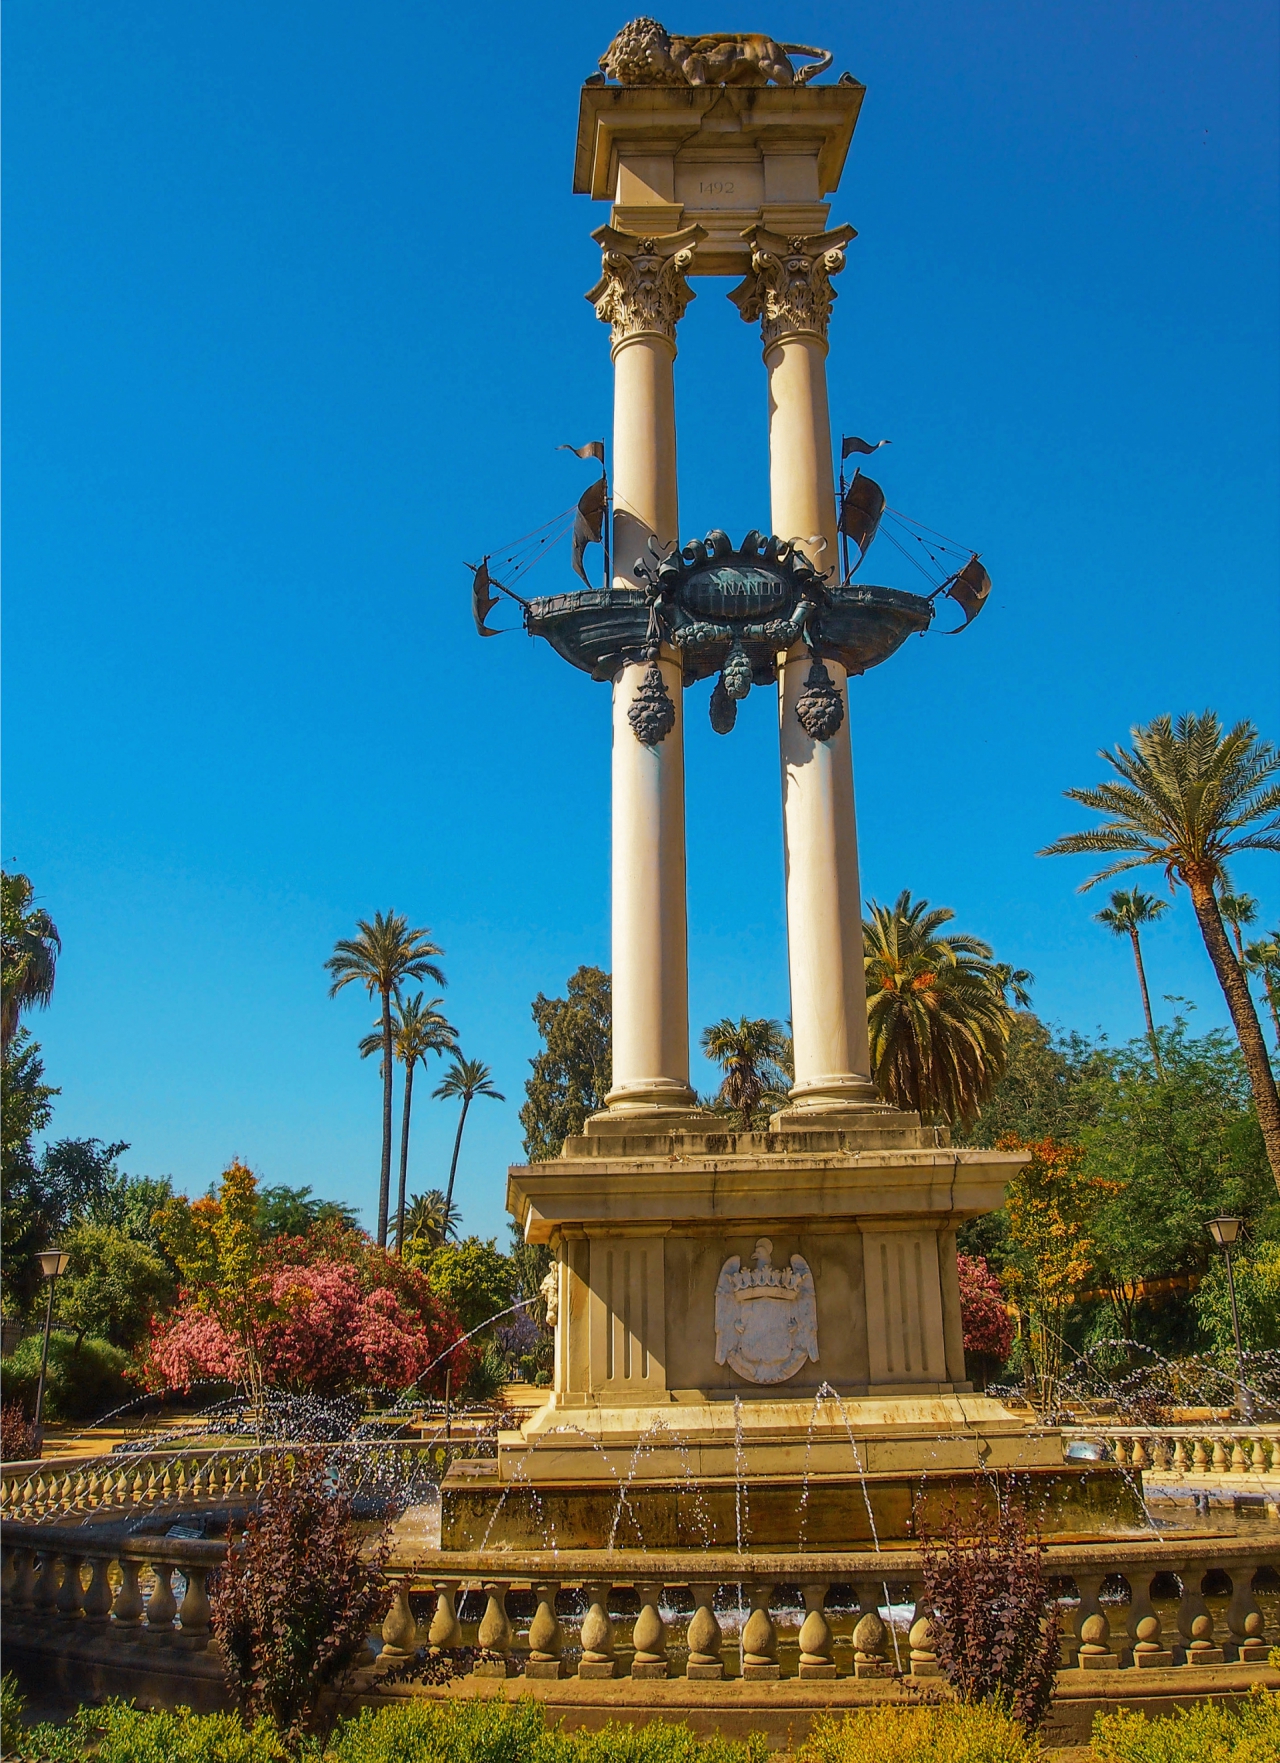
[586,223,706,349]
[729,224,857,349]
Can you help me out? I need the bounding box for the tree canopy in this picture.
[519,966,612,1161]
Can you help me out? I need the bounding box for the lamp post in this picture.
[1206,1216,1251,1423]
[32,1246,71,1455]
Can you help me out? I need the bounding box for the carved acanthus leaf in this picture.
[730,225,857,348]
[587,224,706,347]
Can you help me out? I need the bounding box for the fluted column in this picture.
[588,226,705,1114]
[732,226,878,1113]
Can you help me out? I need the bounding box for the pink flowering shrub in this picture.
[144,1231,469,1398]
[957,1252,1014,1364]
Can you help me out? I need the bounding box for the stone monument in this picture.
[446,22,1141,1550]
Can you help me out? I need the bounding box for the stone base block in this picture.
[577,1662,616,1679]
[1187,1647,1226,1666]
[1133,1650,1174,1669]
[630,1662,669,1679]
[1236,1644,1272,1663]
[685,1662,724,1679]
[1079,1653,1121,1671]
[853,1660,894,1678]
[524,1661,565,1679]
[742,1663,781,1680]
[472,1660,516,1679]
[909,1663,941,1677]
[798,1662,839,1679]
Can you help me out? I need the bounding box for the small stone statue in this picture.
[600,19,832,89]
[539,1267,559,1329]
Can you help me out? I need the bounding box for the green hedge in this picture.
[795,1703,1041,1763]
[0,1332,138,1424]
[1091,1688,1280,1761]
[15,1699,767,1763]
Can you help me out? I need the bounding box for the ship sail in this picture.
[838,472,885,567]
[945,555,991,629]
[571,475,609,588]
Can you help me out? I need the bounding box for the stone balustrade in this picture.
[4,1521,1276,1684]
[0,1440,458,1525]
[1060,1427,1280,1480]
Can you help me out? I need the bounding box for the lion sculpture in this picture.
[599,18,832,88]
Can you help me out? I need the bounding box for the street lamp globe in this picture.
[37,1248,71,1280]
[1206,1216,1243,1251]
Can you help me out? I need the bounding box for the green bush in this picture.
[1090,1688,1280,1762]
[0,1331,139,1422]
[17,1700,300,1762]
[2,1674,26,1755]
[795,1703,1043,1763]
[327,1701,766,1763]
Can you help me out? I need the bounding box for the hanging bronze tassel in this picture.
[722,640,753,702]
[709,675,737,734]
[795,659,844,741]
[627,661,677,745]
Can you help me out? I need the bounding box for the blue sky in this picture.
[4,1,1277,1241]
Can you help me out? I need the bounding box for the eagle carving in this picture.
[714,1238,818,1384]
[600,19,833,88]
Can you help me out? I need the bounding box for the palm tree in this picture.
[360,992,456,1255]
[863,890,1014,1126]
[1093,887,1169,1072]
[1243,931,1280,1051]
[325,912,447,1247]
[434,1054,505,1217]
[1,871,61,1052]
[1040,711,1280,1193]
[1218,890,1259,963]
[398,1187,461,1254]
[700,1017,792,1125]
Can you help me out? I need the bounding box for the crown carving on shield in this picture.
[726,1238,803,1302]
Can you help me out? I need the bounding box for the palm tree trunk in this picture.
[377,988,394,1247]
[395,1062,414,1256]
[444,1095,471,1216]
[1188,877,1280,1196]
[1128,926,1164,1076]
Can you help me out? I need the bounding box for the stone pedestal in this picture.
[440,1114,1147,1552]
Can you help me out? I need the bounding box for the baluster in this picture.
[741,1583,779,1681]
[685,1582,723,1680]
[1177,1570,1223,1665]
[56,1553,85,1620]
[9,1548,35,1612]
[579,1580,616,1679]
[1212,1438,1230,1474]
[113,1559,145,1625]
[852,1582,893,1678]
[1126,1573,1171,1668]
[145,1561,178,1637]
[1226,1565,1268,1663]
[474,1580,512,1676]
[1074,1574,1118,1669]
[631,1580,668,1680]
[379,1577,418,1659]
[525,1580,565,1679]
[908,1587,940,1678]
[1171,1438,1190,1474]
[1151,1437,1171,1472]
[1230,1438,1249,1474]
[1192,1438,1211,1474]
[1112,1437,1130,1468]
[1130,1436,1150,1471]
[31,1549,60,1617]
[798,1581,836,1679]
[427,1578,463,1648]
[178,1564,212,1649]
[56,1472,75,1512]
[82,1555,114,1623]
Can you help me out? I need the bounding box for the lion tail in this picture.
[782,45,834,84]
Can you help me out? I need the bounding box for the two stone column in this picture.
[587,227,705,1115]
[733,228,879,1113]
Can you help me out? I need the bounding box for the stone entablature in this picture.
[574,83,865,275]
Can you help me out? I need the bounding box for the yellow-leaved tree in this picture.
[155,1160,265,1407]
[999,1136,1117,1411]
